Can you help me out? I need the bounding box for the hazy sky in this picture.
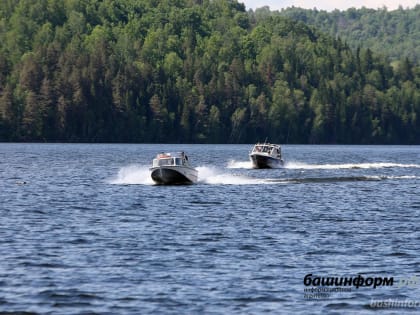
[242,0,419,11]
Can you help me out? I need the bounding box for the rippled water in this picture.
[1,144,420,314]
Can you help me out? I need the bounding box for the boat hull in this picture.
[250,154,284,169]
[150,166,198,185]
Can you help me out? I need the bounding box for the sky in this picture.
[242,0,419,11]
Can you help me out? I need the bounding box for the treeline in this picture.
[0,0,419,144]
[273,5,420,64]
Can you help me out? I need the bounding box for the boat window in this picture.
[158,158,171,166]
[174,158,182,165]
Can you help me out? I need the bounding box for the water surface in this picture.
[1,144,419,314]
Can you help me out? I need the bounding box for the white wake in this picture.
[197,166,268,185]
[109,165,154,185]
[109,163,419,186]
[109,165,267,185]
[226,159,253,169]
[284,161,420,170]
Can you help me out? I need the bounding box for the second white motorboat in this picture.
[249,142,284,169]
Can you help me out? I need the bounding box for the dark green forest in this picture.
[0,0,419,143]
[274,5,420,64]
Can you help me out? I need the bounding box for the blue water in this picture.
[1,144,420,314]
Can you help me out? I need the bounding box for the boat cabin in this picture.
[152,152,189,167]
[251,143,282,158]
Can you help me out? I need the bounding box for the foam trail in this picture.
[285,161,420,170]
[227,160,253,169]
[197,166,268,185]
[266,175,419,184]
[383,175,419,180]
[109,165,154,185]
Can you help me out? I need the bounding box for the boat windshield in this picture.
[252,144,281,157]
[253,145,273,153]
[152,158,169,167]
[253,145,263,152]
[153,157,184,167]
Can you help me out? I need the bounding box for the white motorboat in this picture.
[150,152,198,185]
[249,142,284,169]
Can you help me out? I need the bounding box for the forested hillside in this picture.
[273,5,420,64]
[0,0,419,143]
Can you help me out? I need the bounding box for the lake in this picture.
[1,143,419,314]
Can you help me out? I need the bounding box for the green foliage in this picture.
[0,0,419,143]
[276,5,420,64]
